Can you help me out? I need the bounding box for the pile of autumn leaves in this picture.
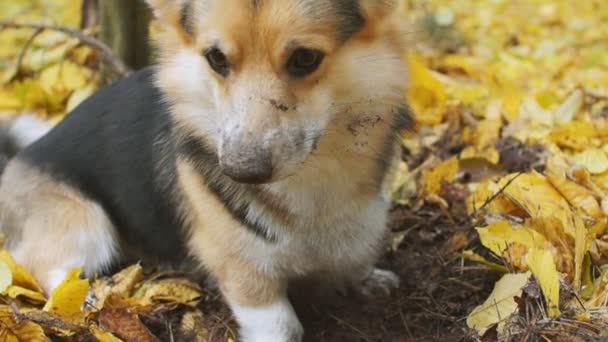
[0,255,207,341]
[394,0,608,337]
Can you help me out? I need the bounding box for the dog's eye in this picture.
[204,48,230,77]
[286,48,324,78]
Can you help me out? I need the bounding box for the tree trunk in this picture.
[81,0,98,30]
[99,0,151,72]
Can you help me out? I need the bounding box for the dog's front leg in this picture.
[219,267,303,342]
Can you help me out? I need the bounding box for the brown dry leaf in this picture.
[93,264,145,308]
[0,305,48,341]
[43,267,89,319]
[440,231,469,257]
[98,307,157,342]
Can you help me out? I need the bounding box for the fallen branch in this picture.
[0,20,130,77]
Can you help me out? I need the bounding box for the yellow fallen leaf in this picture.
[461,250,509,273]
[0,259,12,293]
[526,217,573,277]
[59,61,91,91]
[579,254,594,299]
[466,272,531,335]
[12,79,56,113]
[535,89,560,109]
[526,248,561,317]
[43,267,89,319]
[474,120,502,148]
[39,64,64,95]
[90,325,123,342]
[467,180,525,217]
[6,285,47,304]
[0,250,43,293]
[460,146,500,164]
[477,221,548,264]
[592,171,608,193]
[442,54,475,75]
[519,97,553,126]
[574,149,608,174]
[421,157,459,195]
[547,174,603,219]
[549,121,598,151]
[66,84,96,113]
[392,161,417,204]
[501,91,522,122]
[501,172,574,237]
[554,89,584,124]
[0,88,21,111]
[573,215,591,290]
[451,84,486,106]
[407,52,447,126]
[135,279,202,307]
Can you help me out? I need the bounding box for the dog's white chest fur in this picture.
[246,175,391,280]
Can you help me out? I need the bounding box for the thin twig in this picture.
[466,172,523,224]
[0,20,130,77]
[15,27,43,75]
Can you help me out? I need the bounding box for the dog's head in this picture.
[147,0,408,184]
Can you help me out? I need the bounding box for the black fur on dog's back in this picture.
[17,68,192,263]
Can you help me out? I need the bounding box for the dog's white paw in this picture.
[232,298,303,342]
[354,268,400,298]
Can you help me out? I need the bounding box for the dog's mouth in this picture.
[221,166,274,184]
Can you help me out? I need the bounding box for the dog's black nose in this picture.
[220,147,273,184]
[220,136,274,184]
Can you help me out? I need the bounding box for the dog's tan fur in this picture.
[0,160,118,291]
[0,1,410,341]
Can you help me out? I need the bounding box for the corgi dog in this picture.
[0,0,412,341]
